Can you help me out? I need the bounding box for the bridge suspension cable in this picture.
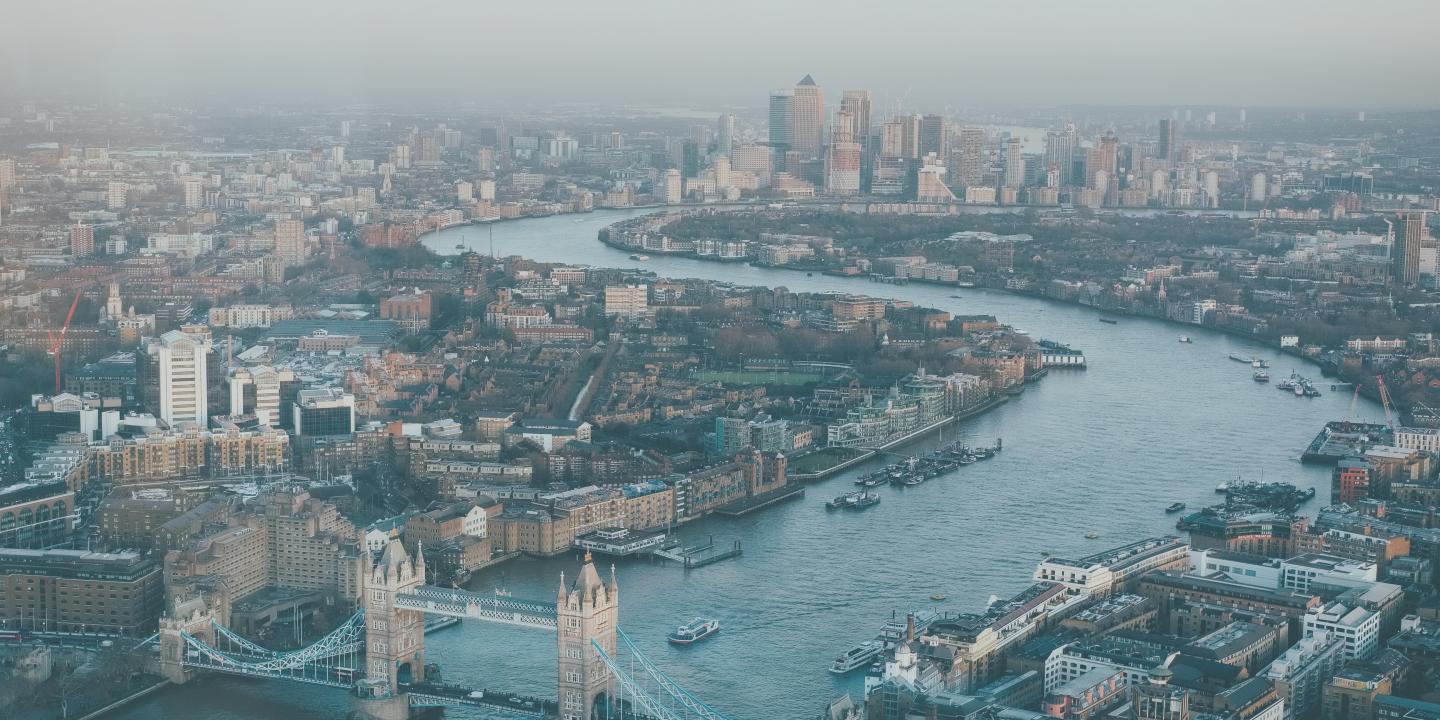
[590,628,735,720]
[177,609,365,688]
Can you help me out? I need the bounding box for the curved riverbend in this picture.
[113,208,1383,720]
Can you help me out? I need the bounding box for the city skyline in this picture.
[8,5,1440,719]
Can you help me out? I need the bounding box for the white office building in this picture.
[1303,601,1380,660]
[150,330,210,428]
[1281,553,1377,593]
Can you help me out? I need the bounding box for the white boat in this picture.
[1178,336,1192,343]
[667,617,720,645]
[1216,481,1230,493]
[879,610,939,642]
[829,641,884,674]
[1253,370,1270,382]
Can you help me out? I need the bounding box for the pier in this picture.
[1300,421,1392,464]
[653,536,744,569]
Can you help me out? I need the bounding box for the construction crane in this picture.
[1376,373,1398,429]
[46,289,83,393]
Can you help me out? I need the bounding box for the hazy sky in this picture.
[4,0,1437,112]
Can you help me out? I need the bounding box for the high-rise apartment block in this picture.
[274,218,308,269]
[1395,212,1427,286]
[70,223,94,257]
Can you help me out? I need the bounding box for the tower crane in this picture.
[46,289,83,393]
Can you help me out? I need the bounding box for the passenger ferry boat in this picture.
[667,617,720,645]
[830,641,884,674]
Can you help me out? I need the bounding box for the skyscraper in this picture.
[1395,212,1428,286]
[1158,118,1176,164]
[150,330,210,428]
[919,115,948,159]
[716,113,736,158]
[1098,131,1119,176]
[791,75,824,160]
[768,89,794,169]
[878,121,905,159]
[1046,126,1077,186]
[899,114,922,159]
[1003,138,1024,188]
[832,111,854,144]
[826,111,861,196]
[840,91,871,154]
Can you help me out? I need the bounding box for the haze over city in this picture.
[4,0,1438,109]
[6,4,1440,720]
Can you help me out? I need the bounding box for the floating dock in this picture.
[654,537,743,569]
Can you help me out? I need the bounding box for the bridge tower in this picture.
[361,539,427,700]
[557,551,619,720]
[157,592,225,685]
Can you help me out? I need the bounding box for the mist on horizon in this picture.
[3,0,1437,112]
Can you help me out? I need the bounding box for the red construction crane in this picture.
[46,289,83,393]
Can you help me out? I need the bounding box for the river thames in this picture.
[113,208,1385,720]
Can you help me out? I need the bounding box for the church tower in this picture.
[362,539,426,698]
[105,282,123,321]
[557,552,619,720]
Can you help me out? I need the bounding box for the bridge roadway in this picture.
[394,585,558,630]
[407,682,554,717]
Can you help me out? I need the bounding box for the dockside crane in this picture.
[46,289,83,393]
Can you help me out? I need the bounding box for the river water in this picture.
[113,208,1384,720]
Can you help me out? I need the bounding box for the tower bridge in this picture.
[156,539,732,720]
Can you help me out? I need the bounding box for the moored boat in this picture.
[667,617,720,645]
[849,491,881,509]
[830,641,883,674]
[1253,370,1270,382]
